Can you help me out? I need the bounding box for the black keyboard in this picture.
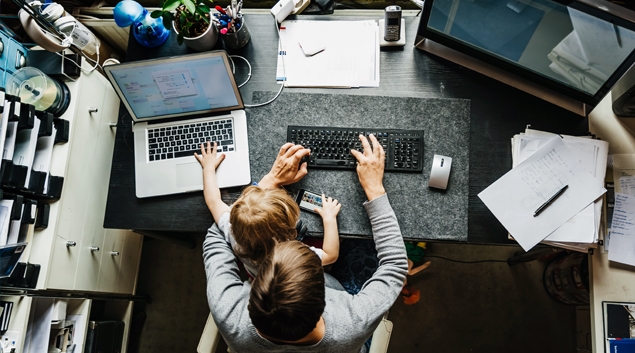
[147,118,235,161]
[287,126,423,172]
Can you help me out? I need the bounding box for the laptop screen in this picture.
[105,51,244,122]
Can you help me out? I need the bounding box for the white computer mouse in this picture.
[428,154,452,190]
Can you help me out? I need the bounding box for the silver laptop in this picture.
[104,51,251,198]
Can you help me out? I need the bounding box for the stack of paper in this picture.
[478,128,608,252]
[276,20,380,88]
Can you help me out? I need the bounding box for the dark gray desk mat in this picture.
[248,92,470,241]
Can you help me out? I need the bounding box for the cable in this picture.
[54,40,100,74]
[424,255,534,264]
[244,16,285,108]
[228,55,252,88]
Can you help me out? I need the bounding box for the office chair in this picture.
[197,312,394,353]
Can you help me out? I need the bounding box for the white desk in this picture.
[588,91,635,353]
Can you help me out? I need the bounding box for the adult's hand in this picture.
[259,143,310,189]
[350,134,386,201]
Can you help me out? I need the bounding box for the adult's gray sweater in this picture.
[202,194,408,353]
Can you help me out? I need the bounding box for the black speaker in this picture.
[613,64,635,117]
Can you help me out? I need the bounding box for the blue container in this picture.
[114,0,169,48]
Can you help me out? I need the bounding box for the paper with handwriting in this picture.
[479,137,606,251]
[608,193,635,267]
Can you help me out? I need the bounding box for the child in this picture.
[195,141,341,277]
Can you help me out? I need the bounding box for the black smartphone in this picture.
[295,189,324,213]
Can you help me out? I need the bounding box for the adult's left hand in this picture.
[259,143,310,189]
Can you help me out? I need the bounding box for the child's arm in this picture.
[194,142,230,223]
[315,195,341,266]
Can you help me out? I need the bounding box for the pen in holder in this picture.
[214,2,250,50]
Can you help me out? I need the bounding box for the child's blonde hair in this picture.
[230,186,300,266]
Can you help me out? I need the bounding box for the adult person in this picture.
[202,134,408,352]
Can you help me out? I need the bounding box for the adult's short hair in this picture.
[230,186,300,265]
[249,241,326,341]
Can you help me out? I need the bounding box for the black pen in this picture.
[533,185,568,217]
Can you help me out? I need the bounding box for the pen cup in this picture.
[222,18,250,50]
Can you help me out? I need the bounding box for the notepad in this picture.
[479,137,606,251]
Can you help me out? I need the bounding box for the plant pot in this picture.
[173,21,218,51]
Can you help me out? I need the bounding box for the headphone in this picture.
[295,219,308,242]
[18,8,70,52]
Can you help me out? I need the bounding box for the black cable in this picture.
[424,255,532,264]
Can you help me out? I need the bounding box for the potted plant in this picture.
[151,0,218,51]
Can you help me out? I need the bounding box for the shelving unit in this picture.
[1,58,144,353]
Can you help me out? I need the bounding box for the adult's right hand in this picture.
[259,143,310,189]
[350,134,386,201]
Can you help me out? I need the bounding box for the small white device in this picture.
[384,5,402,42]
[428,154,452,190]
[271,0,297,24]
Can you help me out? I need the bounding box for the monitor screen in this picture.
[417,0,635,107]
[105,52,242,121]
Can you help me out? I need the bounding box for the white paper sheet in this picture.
[0,200,12,246]
[13,118,41,187]
[0,99,11,158]
[620,176,635,196]
[32,127,57,193]
[23,298,55,353]
[3,121,18,160]
[276,20,379,88]
[608,193,635,267]
[479,137,606,251]
[6,205,22,245]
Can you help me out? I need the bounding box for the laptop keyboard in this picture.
[147,118,235,161]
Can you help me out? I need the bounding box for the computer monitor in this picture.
[415,0,635,115]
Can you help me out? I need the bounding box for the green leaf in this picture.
[177,32,184,45]
[150,10,163,18]
[182,0,196,14]
[198,4,210,12]
[179,13,186,27]
[163,0,180,11]
[162,12,174,23]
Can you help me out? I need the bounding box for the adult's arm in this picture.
[202,224,250,333]
[349,134,408,323]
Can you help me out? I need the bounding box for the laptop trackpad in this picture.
[176,163,203,188]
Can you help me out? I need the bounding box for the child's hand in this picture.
[194,142,226,171]
[316,195,341,221]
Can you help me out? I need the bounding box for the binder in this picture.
[34,202,49,229]
[3,193,23,221]
[20,198,36,224]
[5,95,19,122]
[53,118,69,144]
[0,300,13,331]
[16,102,34,130]
[35,111,54,138]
